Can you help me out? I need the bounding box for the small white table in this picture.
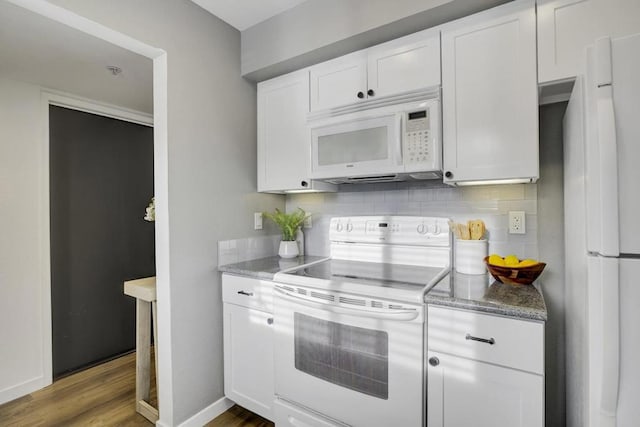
[124,276,158,423]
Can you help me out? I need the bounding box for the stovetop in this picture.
[274,258,450,304]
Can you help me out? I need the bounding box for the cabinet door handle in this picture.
[267,318,274,325]
[465,333,495,345]
[237,290,253,296]
[367,89,375,97]
[357,91,365,99]
[428,357,439,367]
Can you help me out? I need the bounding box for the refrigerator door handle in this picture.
[600,257,620,423]
[595,37,620,257]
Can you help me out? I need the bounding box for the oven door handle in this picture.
[274,287,420,321]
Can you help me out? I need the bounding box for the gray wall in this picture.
[538,102,568,427]
[242,0,511,81]
[46,0,284,425]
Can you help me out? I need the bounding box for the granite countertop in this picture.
[218,255,328,280]
[426,271,547,321]
[219,256,547,321]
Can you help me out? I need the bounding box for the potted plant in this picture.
[263,208,309,258]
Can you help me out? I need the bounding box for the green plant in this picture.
[263,208,309,241]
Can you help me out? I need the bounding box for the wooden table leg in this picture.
[136,299,158,422]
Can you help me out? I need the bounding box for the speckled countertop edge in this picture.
[218,255,328,280]
[426,280,547,321]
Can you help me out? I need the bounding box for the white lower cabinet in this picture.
[222,275,274,421]
[427,305,545,427]
[427,351,544,427]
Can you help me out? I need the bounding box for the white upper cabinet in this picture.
[257,69,311,193]
[367,30,441,99]
[310,51,368,112]
[310,29,441,112]
[441,0,538,185]
[537,0,640,84]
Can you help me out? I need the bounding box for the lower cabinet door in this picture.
[223,303,274,420]
[427,351,544,427]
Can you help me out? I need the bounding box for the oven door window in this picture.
[293,313,389,399]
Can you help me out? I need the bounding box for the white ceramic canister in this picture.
[455,239,488,275]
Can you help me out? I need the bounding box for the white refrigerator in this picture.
[564,34,640,427]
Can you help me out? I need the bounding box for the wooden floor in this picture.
[0,351,272,427]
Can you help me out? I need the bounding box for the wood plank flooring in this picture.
[0,351,273,427]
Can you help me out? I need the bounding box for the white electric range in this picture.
[271,216,452,427]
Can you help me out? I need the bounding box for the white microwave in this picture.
[310,98,441,183]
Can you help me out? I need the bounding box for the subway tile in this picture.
[497,184,526,200]
[524,184,538,200]
[283,183,539,257]
[497,199,537,215]
[384,188,409,204]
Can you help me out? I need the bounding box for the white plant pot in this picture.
[278,241,299,259]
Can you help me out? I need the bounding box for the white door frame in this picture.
[7,0,173,423]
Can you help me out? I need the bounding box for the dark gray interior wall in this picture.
[538,102,568,427]
[50,105,155,377]
[241,0,511,81]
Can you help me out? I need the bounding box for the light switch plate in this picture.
[509,211,526,234]
[254,212,263,230]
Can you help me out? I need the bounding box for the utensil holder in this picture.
[455,239,488,275]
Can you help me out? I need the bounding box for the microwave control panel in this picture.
[404,109,433,167]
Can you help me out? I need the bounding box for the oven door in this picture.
[310,113,403,180]
[273,285,425,427]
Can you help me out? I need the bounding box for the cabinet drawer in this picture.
[427,305,544,374]
[222,274,273,313]
[274,398,347,427]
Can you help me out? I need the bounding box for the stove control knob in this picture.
[417,223,426,234]
[431,224,441,235]
[336,222,343,232]
[346,223,353,232]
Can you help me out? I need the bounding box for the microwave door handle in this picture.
[395,114,403,165]
[274,287,419,321]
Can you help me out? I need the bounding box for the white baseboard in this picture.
[174,396,235,427]
[0,375,50,405]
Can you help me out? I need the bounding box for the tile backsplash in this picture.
[286,181,538,259]
[218,234,281,266]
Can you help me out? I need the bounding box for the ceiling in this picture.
[0,1,153,114]
[191,0,309,31]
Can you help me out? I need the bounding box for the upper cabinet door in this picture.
[537,0,640,84]
[310,51,368,112]
[441,0,538,185]
[367,29,441,99]
[257,69,311,193]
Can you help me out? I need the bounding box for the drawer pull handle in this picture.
[237,290,253,296]
[465,333,495,345]
[267,318,274,325]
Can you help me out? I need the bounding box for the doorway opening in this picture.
[49,104,155,378]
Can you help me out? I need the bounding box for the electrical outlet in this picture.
[304,214,312,229]
[254,212,263,230]
[509,211,526,234]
